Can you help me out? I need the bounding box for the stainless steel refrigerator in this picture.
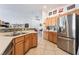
[57,13,79,55]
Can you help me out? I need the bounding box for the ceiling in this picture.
[0,4,68,24]
[0,4,68,13]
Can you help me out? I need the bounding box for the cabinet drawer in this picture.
[15,36,24,43]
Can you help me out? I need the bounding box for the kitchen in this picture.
[0,4,79,55]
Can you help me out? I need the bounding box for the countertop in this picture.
[0,36,13,55]
[0,30,37,55]
[43,30,57,32]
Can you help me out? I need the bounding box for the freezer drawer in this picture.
[57,36,75,54]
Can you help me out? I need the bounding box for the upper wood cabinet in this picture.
[51,17,56,25]
[48,17,52,26]
[44,16,58,27]
[44,18,49,26]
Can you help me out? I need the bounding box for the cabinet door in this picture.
[30,33,37,48]
[48,32,53,42]
[24,35,30,53]
[15,41,24,55]
[48,32,57,44]
[31,33,37,47]
[53,32,57,44]
[51,17,58,25]
[28,34,32,48]
[46,18,49,26]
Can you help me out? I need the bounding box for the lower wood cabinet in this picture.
[4,33,37,55]
[43,31,57,44]
[24,34,30,53]
[48,32,57,44]
[48,32,53,42]
[14,41,24,55]
[13,36,24,55]
[52,32,57,43]
[24,33,37,53]
[7,33,37,55]
[31,33,37,47]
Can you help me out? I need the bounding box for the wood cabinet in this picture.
[44,16,58,27]
[48,17,52,26]
[48,32,53,42]
[15,36,24,43]
[51,16,58,25]
[31,33,37,47]
[53,32,57,43]
[24,33,37,54]
[44,18,50,27]
[48,32,57,44]
[5,33,37,55]
[43,31,57,44]
[14,41,24,55]
[24,34,30,53]
[14,36,24,55]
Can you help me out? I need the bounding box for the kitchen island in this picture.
[0,30,38,55]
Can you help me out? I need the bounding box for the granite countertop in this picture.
[43,30,57,32]
[0,30,37,55]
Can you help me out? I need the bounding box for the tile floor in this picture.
[26,31,70,55]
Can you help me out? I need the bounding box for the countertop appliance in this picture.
[57,13,79,55]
